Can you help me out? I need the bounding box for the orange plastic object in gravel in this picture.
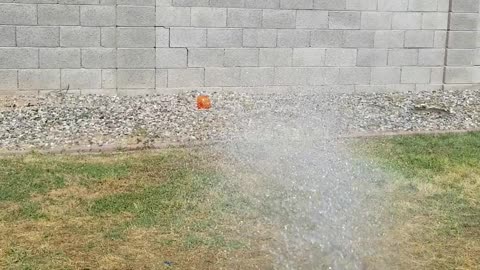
[197,95,212,110]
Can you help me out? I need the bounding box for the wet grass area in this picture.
[361,132,480,269]
[0,132,479,269]
[0,149,272,269]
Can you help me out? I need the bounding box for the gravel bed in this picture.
[1,89,480,151]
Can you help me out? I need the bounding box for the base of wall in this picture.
[1,84,478,96]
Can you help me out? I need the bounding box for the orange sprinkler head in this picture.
[197,95,212,110]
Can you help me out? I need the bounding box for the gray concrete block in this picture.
[338,67,370,84]
[343,30,374,47]
[430,67,444,83]
[0,48,38,68]
[40,48,80,68]
[191,7,227,27]
[447,49,474,66]
[174,0,209,6]
[371,67,401,84]
[404,30,434,48]
[117,5,155,26]
[224,49,259,67]
[450,13,478,31]
[243,29,277,47]
[325,48,356,66]
[172,0,206,6]
[296,10,328,29]
[156,69,167,88]
[18,69,60,90]
[422,13,448,30]
[392,12,422,29]
[473,67,480,83]
[388,49,418,66]
[245,0,279,8]
[38,4,79,26]
[117,48,155,68]
[357,49,388,66]
[117,27,155,48]
[434,31,447,47]
[102,69,116,89]
[188,48,224,67]
[156,48,187,68]
[0,70,17,90]
[408,0,438,11]
[280,0,313,9]
[117,0,155,5]
[378,0,408,11]
[82,48,116,68]
[328,12,361,29]
[347,0,377,10]
[117,69,155,89]
[259,48,292,67]
[101,27,116,48]
[374,30,404,48]
[308,67,339,85]
[262,10,296,28]
[227,8,262,28]
[311,30,344,47]
[0,4,37,25]
[361,12,392,30]
[0,26,15,47]
[437,0,451,11]
[451,0,479,12]
[293,48,325,66]
[207,28,243,47]
[61,69,102,89]
[168,68,205,87]
[60,26,100,47]
[277,30,311,48]
[210,0,245,7]
[156,27,170,47]
[16,26,59,47]
[274,67,310,86]
[401,67,431,83]
[240,67,274,86]
[448,31,476,48]
[156,7,190,26]
[418,49,445,66]
[313,0,346,10]
[475,49,480,65]
[170,28,207,47]
[205,67,240,86]
[80,5,115,26]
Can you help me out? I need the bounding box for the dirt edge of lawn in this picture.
[1,128,480,157]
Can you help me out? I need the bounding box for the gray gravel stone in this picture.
[1,89,480,151]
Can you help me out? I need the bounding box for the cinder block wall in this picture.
[0,0,479,95]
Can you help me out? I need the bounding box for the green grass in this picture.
[6,133,477,269]
[0,155,129,203]
[0,150,271,269]
[366,132,480,178]
[362,132,480,269]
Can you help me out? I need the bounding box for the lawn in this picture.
[0,149,272,269]
[0,133,479,269]
[361,132,480,270]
